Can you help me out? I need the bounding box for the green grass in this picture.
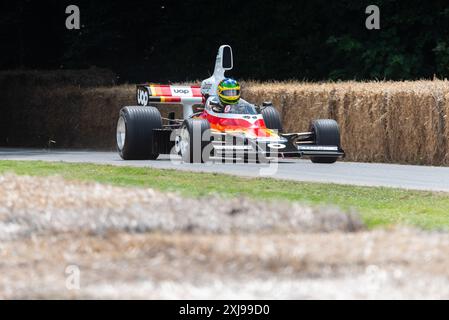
[1,160,449,230]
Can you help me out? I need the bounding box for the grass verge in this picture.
[0,160,448,230]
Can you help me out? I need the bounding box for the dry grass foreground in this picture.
[1,174,449,299]
[2,76,449,166]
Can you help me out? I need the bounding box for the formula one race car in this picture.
[116,45,344,163]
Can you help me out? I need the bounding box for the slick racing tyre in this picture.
[116,106,162,160]
[310,119,341,164]
[178,119,211,163]
[261,106,283,132]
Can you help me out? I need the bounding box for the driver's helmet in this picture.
[217,78,240,105]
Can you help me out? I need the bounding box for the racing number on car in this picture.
[137,88,149,106]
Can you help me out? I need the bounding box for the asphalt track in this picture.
[1,148,449,192]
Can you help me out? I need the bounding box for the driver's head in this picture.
[218,78,240,105]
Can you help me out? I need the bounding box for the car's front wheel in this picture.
[310,119,341,164]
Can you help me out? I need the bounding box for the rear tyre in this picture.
[179,119,211,163]
[261,106,283,132]
[310,119,341,164]
[116,106,162,160]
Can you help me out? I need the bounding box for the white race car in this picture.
[116,45,344,163]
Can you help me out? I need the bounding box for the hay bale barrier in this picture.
[244,81,449,166]
[0,70,448,165]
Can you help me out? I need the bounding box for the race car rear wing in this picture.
[135,45,232,119]
[136,84,204,118]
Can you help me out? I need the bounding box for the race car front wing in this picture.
[208,132,345,159]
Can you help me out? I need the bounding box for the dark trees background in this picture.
[1,0,449,82]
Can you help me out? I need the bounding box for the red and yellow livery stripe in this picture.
[201,111,279,138]
[143,84,204,104]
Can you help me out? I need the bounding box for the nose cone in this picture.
[206,112,282,139]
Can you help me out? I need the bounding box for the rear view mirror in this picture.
[222,46,233,70]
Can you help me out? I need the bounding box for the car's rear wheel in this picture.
[310,119,341,164]
[117,106,162,160]
[179,118,211,163]
[261,106,283,132]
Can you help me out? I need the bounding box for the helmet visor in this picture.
[221,89,240,97]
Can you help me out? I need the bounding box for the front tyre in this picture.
[310,119,341,164]
[179,119,211,163]
[116,106,162,160]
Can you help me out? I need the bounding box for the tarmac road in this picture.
[1,148,449,192]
